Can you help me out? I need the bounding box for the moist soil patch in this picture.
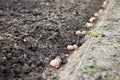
[0,0,103,80]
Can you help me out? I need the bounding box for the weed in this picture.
[82,66,96,75]
[87,29,102,38]
[112,39,118,44]
[110,39,119,48]
[96,64,102,70]
[14,43,18,48]
[104,77,109,80]
[2,56,6,60]
[96,42,102,46]
[72,10,77,16]
[12,18,18,22]
[0,35,4,40]
[82,64,102,75]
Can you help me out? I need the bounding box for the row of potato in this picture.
[50,0,109,68]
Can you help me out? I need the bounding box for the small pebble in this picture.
[84,79,89,80]
[81,31,86,35]
[75,30,82,36]
[83,74,89,78]
[101,71,107,77]
[90,77,95,80]
[93,72,101,80]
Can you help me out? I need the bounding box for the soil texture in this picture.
[0,0,103,80]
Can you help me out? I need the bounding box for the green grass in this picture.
[82,66,96,75]
[110,39,119,48]
[72,10,77,16]
[82,64,102,75]
[87,29,102,38]
[104,77,109,80]
[82,65,110,80]
[112,39,119,44]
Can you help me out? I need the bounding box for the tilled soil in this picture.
[0,0,103,80]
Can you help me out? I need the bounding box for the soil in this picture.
[0,0,103,80]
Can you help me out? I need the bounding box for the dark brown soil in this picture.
[0,0,103,80]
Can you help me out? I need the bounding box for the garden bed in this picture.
[0,0,103,80]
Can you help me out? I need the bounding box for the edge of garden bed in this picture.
[58,0,114,80]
